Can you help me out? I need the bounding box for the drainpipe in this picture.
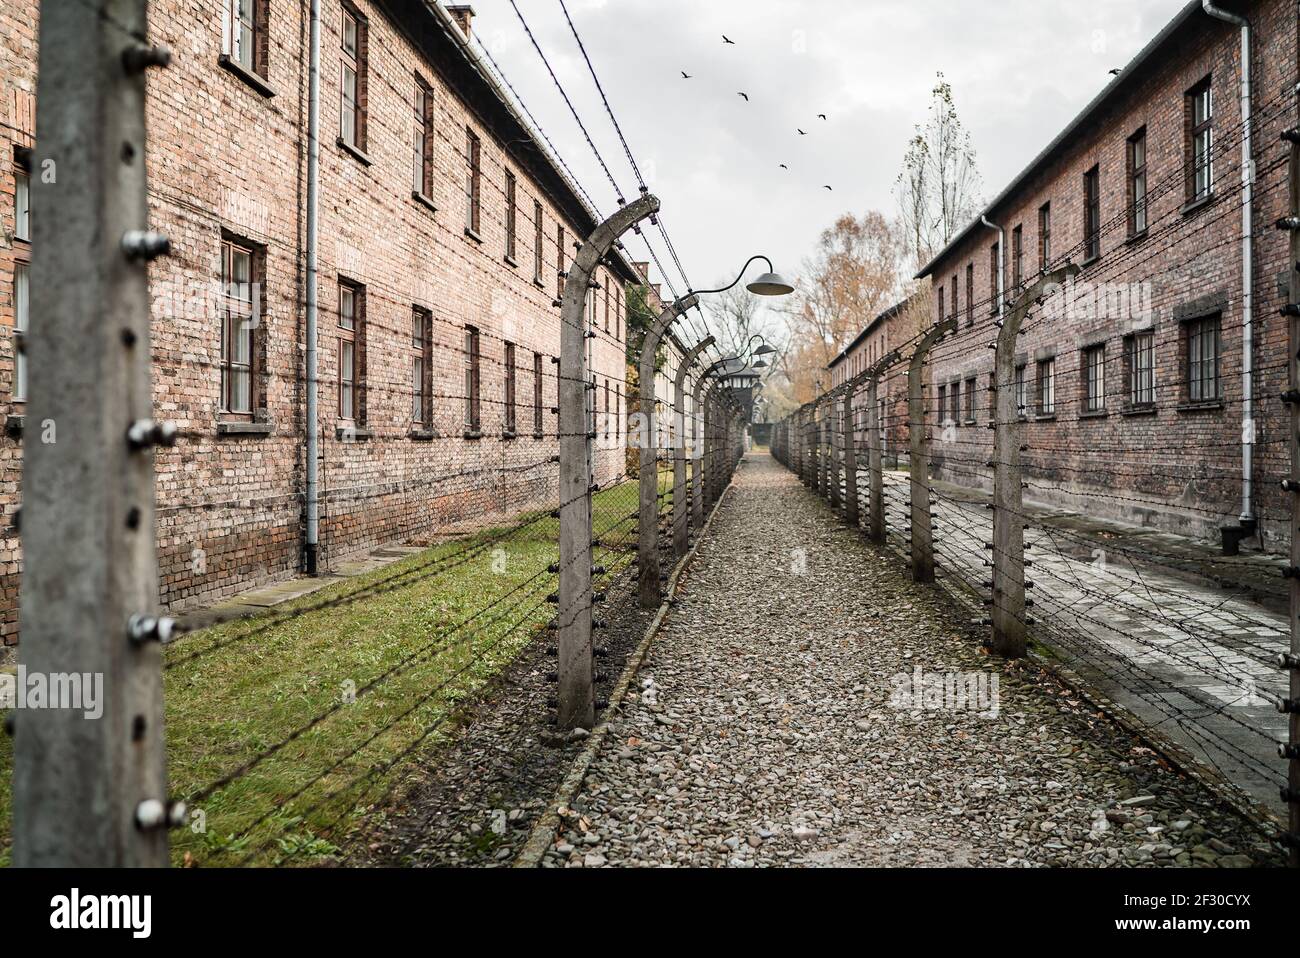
[304,0,321,573]
[981,215,1005,319]
[1202,0,1253,529]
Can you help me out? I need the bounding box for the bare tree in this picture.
[895,73,983,272]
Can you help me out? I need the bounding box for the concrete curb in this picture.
[513,476,736,868]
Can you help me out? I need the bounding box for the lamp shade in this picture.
[745,272,795,297]
[752,343,776,355]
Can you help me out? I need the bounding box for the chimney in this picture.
[632,261,650,281]
[446,4,475,39]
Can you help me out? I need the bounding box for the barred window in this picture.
[1126,332,1155,407]
[1038,202,1051,270]
[937,384,947,424]
[1037,358,1055,415]
[1015,364,1027,419]
[1187,315,1221,402]
[1083,166,1101,261]
[464,325,481,431]
[1189,79,1213,202]
[963,377,975,423]
[411,308,430,425]
[1129,128,1148,235]
[1084,344,1105,413]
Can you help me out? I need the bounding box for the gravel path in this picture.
[547,454,1283,868]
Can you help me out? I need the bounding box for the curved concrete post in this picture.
[638,296,699,609]
[864,350,904,544]
[557,193,660,730]
[673,336,714,558]
[828,391,843,510]
[908,317,957,583]
[842,386,859,527]
[991,264,1077,658]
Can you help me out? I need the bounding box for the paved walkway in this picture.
[545,454,1281,867]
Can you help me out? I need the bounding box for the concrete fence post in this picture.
[1281,138,1300,865]
[555,195,659,730]
[990,265,1076,658]
[907,318,956,583]
[14,0,175,866]
[828,394,842,511]
[843,386,859,527]
[866,374,885,543]
[673,337,714,559]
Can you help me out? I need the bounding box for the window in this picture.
[504,342,517,435]
[948,382,959,424]
[1015,364,1027,418]
[1189,78,1213,202]
[464,326,481,431]
[1083,345,1105,413]
[1038,202,1051,270]
[14,166,29,243]
[604,283,610,333]
[1012,225,1024,290]
[464,128,481,235]
[615,289,623,341]
[1187,315,1221,402]
[1036,358,1055,415]
[1083,166,1101,261]
[1129,128,1148,235]
[411,308,430,425]
[337,281,363,421]
[950,275,958,321]
[533,351,544,437]
[615,384,621,442]
[533,200,544,284]
[603,380,610,439]
[965,264,974,325]
[412,78,434,198]
[504,171,517,262]
[1126,331,1155,407]
[937,384,947,424]
[556,226,566,299]
[220,239,257,416]
[937,286,945,324]
[13,262,28,401]
[989,242,999,314]
[339,7,366,150]
[963,377,975,423]
[226,0,264,76]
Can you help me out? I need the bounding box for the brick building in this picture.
[916,0,1297,549]
[0,0,646,645]
[827,293,926,463]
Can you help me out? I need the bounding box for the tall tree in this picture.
[895,73,983,272]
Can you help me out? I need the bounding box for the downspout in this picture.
[304,0,321,573]
[1202,0,1254,528]
[981,215,1005,319]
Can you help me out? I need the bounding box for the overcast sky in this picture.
[469,0,1190,303]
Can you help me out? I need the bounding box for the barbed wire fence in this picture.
[774,81,1300,865]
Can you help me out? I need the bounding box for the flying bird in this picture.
[823,185,833,191]
[818,114,827,120]
[737,92,749,101]
[797,128,807,135]
[779,163,789,170]
[1109,68,1122,76]
[681,71,693,79]
[722,35,736,44]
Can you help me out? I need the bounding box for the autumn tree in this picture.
[895,73,983,272]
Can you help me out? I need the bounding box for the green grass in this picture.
[0,479,644,867]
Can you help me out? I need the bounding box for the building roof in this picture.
[827,296,913,370]
[384,1,642,285]
[914,0,1231,279]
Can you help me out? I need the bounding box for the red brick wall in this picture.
[923,0,1298,546]
[0,0,635,646]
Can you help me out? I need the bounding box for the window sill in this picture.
[963,419,976,427]
[337,137,372,167]
[1124,229,1148,247]
[408,427,437,441]
[464,227,483,244]
[1121,404,1158,418]
[504,254,519,269]
[532,431,545,441]
[463,428,483,440]
[1080,254,1101,270]
[411,191,437,215]
[1033,413,1057,422]
[335,425,372,441]
[533,277,546,290]
[217,420,273,437]
[217,54,277,98]
[1078,409,1109,420]
[1182,193,1215,218]
[1176,399,1224,413]
[502,429,517,441]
